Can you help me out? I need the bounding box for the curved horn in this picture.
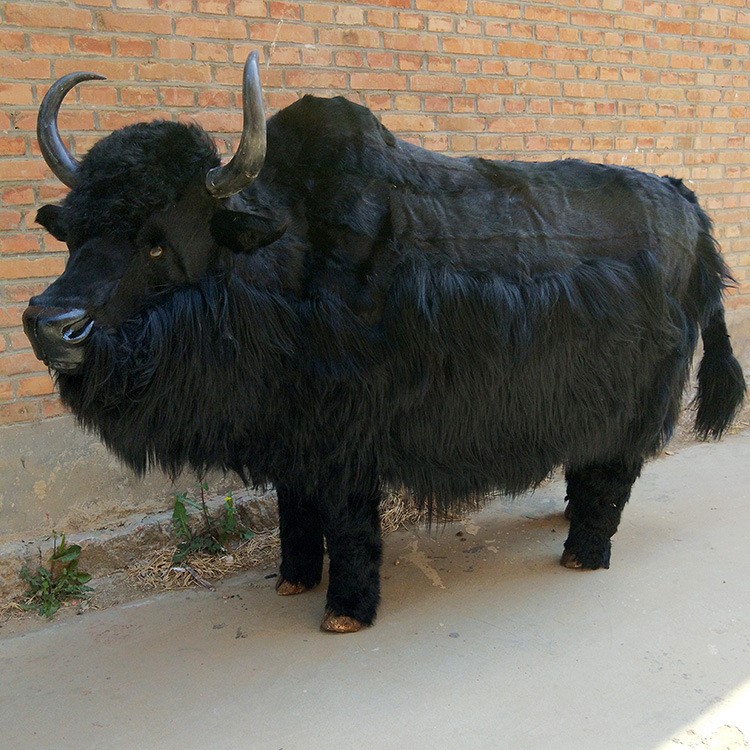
[37,72,106,188]
[205,52,267,199]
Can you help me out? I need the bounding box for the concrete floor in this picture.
[2,434,749,750]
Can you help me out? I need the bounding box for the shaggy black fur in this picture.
[28,95,746,627]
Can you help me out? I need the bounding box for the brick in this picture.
[319,28,380,47]
[250,23,314,44]
[159,86,196,107]
[0,159,50,181]
[16,375,55,398]
[0,351,48,377]
[235,0,267,15]
[1,187,34,205]
[442,37,494,55]
[368,10,394,27]
[285,70,348,89]
[188,113,242,137]
[525,6,569,22]
[41,398,66,419]
[195,42,229,62]
[157,39,193,60]
[117,38,155,58]
[98,11,173,35]
[0,235,39,254]
[349,73,407,91]
[399,13,426,30]
[138,62,212,84]
[473,2,522,19]
[270,1,301,19]
[0,30,25,51]
[415,0,467,12]
[5,4,93,29]
[383,31,438,52]
[496,41,544,59]
[335,51,365,68]
[0,83,33,105]
[74,36,113,56]
[301,49,333,67]
[396,54,421,71]
[0,402,40,425]
[0,256,66,280]
[198,90,232,109]
[156,0,192,8]
[367,52,396,69]
[29,33,70,54]
[196,0,232,10]
[302,4,334,23]
[79,85,117,107]
[335,6,365,25]
[380,113,435,132]
[436,115,486,132]
[121,87,160,107]
[466,78,514,95]
[0,137,26,157]
[426,56,451,72]
[409,74,463,93]
[175,18,247,40]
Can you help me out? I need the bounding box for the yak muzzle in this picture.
[22,306,93,373]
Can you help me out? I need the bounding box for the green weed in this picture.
[20,533,93,618]
[171,486,254,563]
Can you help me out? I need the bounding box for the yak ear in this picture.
[211,209,288,254]
[36,204,68,242]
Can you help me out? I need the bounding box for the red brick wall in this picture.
[1,0,749,425]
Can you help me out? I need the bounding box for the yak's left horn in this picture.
[205,51,267,198]
[38,72,106,188]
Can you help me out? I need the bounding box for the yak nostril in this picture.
[62,317,94,343]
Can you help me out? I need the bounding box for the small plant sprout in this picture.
[20,532,93,618]
[171,488,254,564]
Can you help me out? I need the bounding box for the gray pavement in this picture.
[2,433,749,750]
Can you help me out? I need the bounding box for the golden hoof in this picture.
[275,578,309,596]
[320,610,365,633]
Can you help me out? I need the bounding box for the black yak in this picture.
[23,53,745,632]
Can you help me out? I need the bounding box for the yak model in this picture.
[23,54,745,632]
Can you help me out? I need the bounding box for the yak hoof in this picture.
[275,577,310,596]
[320,610,365,633]
[560,550,583,569]
[560,548,610,570]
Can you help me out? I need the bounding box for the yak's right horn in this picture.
[37,72,106,188]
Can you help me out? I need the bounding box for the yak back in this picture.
[246,95,702,320]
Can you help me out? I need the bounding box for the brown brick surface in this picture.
[1,0,749,424]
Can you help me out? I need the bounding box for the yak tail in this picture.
[695,307,745,438]
[688,216,746,439]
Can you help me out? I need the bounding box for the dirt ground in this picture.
[1,428,749,750]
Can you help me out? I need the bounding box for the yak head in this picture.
[23,52,284,374]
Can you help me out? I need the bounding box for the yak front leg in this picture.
[275,483,324,595]
[319,469,383,633]
[562,459,643,569]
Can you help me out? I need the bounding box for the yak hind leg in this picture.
[320,469,383,633]
[275,483,324,595]
[562,459,643,570]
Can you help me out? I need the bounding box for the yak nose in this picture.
[22,306,93,372]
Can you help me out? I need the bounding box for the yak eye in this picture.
[149,246,164,259]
